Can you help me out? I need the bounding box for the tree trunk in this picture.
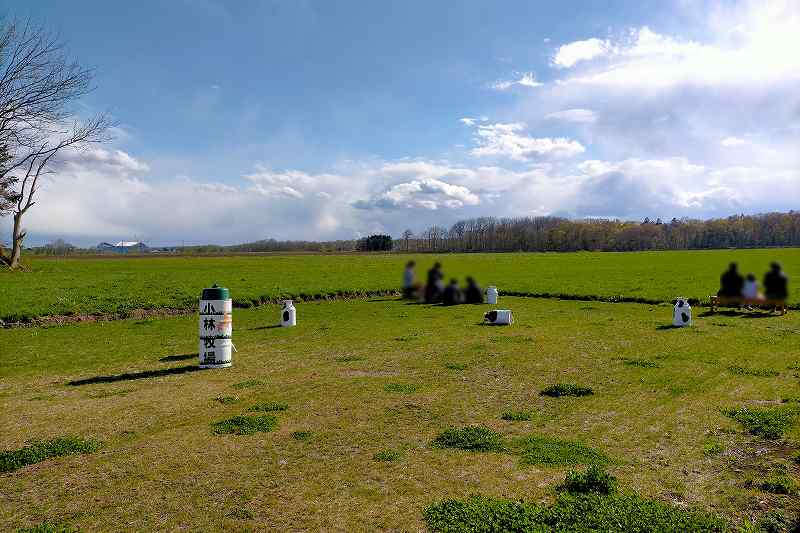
[8,211,24,269]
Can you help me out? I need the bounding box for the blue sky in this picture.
[2,0,799,246]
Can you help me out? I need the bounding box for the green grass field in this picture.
[2,298,800,530]
[1,251,799,531]
[1,248,798,322]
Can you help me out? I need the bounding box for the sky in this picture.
[1,0,799,246]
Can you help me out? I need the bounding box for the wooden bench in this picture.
[709,295,787,315]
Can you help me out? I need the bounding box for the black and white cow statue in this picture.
[672,297,692,327]
[484,309,513,325]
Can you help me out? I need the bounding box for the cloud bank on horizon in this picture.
[4,0,799,246]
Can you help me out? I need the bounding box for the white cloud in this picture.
[545,108,597,123]
[720,136,748,147]
[489,71,542,90]
[569,156,799,219]
[552,38,611,68]
[58,147,150,173]
[553,6,800,89]
[470,122,585,160]
[356,178,479,211]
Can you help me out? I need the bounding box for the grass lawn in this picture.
[1,296,799,531]
[1,248,798,322]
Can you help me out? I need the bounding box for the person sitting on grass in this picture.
[741,273,763,309]
[763,261,789,302]
[424,262,445,303]
[402,260,418,299]
[718,262,744,298]
[464,276,483,304]
[442,279,463,306]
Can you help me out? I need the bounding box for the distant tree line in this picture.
[25,239,77,255]
[223,238,358,253]
[21,212,800,257]
[356,234,392,251]
[396,212,800,253]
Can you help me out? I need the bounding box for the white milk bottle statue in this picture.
[487,286,499,305]
[199,284,233,368]
[672,297,692,327]
[281,300,297,327]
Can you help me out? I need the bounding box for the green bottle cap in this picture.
[201,283,230,300]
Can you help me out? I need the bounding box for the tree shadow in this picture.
[159,353,196,362]
[67,364,202,386]
[698,309,779,319]
[697,309,740,318]
[741,312,781,319]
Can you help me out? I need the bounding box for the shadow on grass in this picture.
[159,353,196,362]
[655,324,682,330]
[741,312,782,319]
[697,309,780,319]
[67,364,202,386]
[250,324,282,330]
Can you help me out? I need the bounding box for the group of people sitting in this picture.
[402,261,484,305]
[718,261,789,303]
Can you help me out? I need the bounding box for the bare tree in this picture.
[401,229,413,252]
[0,19,113,269]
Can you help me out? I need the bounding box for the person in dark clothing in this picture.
[763,261,789,300]
[402,260,418,299]
[464,276,483,304]
[424,262,445,303]
[442,279,463,306]
[718,262,744,297]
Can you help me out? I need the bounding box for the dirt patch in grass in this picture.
[0,436,101,473]
[211,415,278,435]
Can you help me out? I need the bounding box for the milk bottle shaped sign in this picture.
[672,297,692,327]
[487,286,499,304]
[199,284,233,368]
[281,300,296,327]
